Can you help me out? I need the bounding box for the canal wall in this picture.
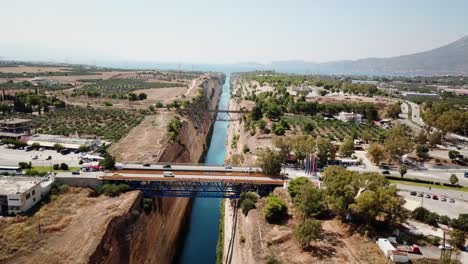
[89,73,225,264]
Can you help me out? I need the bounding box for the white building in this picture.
[336,112,363,124]
[27,134,101,150]
[0,176,54,215]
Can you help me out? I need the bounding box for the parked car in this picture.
[425,194,431,198]
[432,195,439,200]
[60,149,71,155]
[441,197,447,202]
[417,193,424,197]
[449,198,455,203]
[225,165,233,169]
[439,244,453,250]
[163,171,175,177]
[381,170,390,175]
[72,171,80,175]
[39,147,45,151]
[32,155,38,160]
[25,146,34,152]
[410,191,417,196]
[162,164,171,169]
[46,156,52,160]
[143,163,151,167]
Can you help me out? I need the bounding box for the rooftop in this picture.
[0,176,41,195]
[0,118,32,125]
[26,134,99,149]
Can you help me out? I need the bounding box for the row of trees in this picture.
[250,92,380,122]
[256,135,337,176]
[422,103,468,136]
[367,126,414,165]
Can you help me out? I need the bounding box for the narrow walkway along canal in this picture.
[178,74,231,264]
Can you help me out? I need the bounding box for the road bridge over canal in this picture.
[100,166,284,198]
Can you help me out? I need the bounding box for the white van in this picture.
[163,171,175,177]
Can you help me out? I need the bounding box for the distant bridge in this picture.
[100,166,283,198]
[178,109,250,122]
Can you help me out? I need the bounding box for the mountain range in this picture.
[267,35,468,76]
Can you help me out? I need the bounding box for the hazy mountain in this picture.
[270,36,468,76]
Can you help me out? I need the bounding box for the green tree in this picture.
[415,131,427,144]
[303,123,314,134]
[322,167,359,217]
[53,143,64,151]
[295,183,327,218]
[138,93,147,100]
[368,143,385,165]
[384,126,413,160]
[257,148,283,176]
[60,163,69,170]
[448,150,460,160]
[449,174,459,185]
[78,145,91,152]
[99,154,115,170]
[294,218,322,249]
[251,105,263,121]
[263,196,288,223]
[415,144,430,160]
[350,185,403,224]
[241,199,256,216]
[399,164,407,178]
[287,177,310,198]
[387,103,401,119]
[428,131,443,147]
[31,142,41,149]
[339,136,354,157]
[273,136,292,162]
[316,137,335,165]
[448,229,466,249]
[273,125,285,136]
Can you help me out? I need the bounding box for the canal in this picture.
[178,74,231,264]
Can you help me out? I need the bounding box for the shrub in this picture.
[18,162,32,169]
[60,163,69,170]
[53,164,60,170]
[53,143,64,151]
[265,256,282,264]
[241,199,256,216]
[143,198,153,213]
[98,183,131,197]
[449,229,466,249]
[167,118,182,140]
[294,218,322,249]
[287,177,310,198]
[240,192,259,216]
[264,196,288,223]
[58,184,70,194]
[295,183,327,218]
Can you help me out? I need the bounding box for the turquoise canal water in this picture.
[178,75,230,264]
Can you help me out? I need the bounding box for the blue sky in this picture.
[1,0,467,64]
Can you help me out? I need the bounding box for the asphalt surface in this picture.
[101,172,284,184]
[0,146,81,167]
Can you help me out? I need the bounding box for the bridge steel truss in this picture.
[125,180,279,198]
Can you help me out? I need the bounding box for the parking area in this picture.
[0,146,81,167]
[399,188,468,218]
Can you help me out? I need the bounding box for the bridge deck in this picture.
[101,172,284,185]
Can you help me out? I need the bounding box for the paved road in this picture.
[348,165,468,185]
[122,163,259,173]
[102,172,284,184]
[407,101,425,126]
[0,146,81,167]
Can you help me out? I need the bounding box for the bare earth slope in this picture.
[0,188,140,264]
